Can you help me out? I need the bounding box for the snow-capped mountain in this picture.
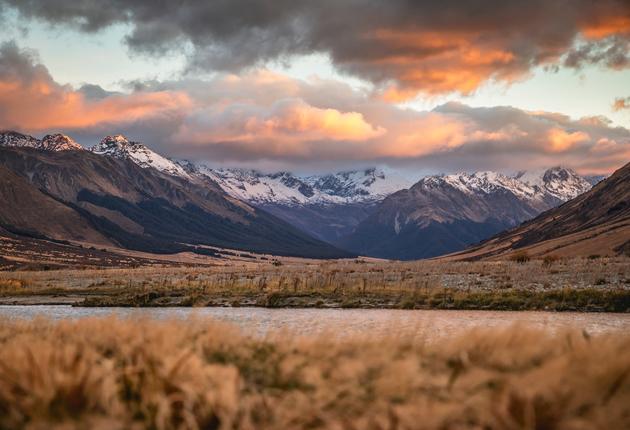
[0,131,39,148]
[0,129,604,259]
[172,164,416,243]
[514,167,592,201]
[420,172,542,201]
[338,167,594,260]
[90,135,189,178]
[40,134,83,151]
[0,132,348,259]
[0,131,82,151]
[188,166,415,206]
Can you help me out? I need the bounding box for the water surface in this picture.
[1,305,628,339]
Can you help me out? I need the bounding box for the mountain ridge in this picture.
[337,168,593,260]
[448,161,630,260]
[0,131,352,259]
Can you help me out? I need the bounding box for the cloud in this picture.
[128,72,630,174]
[0,41,192,132]
[613,96,630,111]
[1,41,628,174]
[2,0,629,98]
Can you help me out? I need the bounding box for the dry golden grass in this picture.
[0,317,629,429]
[1,257,629,310]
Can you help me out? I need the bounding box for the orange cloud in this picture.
[366,29,529,99]
[612,97,630,112]
[546,128,590,152]
[243,100,385,141]
[582,17,630,39]
[174,99,385,160]
[0,77,192,131]
[1,40,629,174]
[0,42,193,132]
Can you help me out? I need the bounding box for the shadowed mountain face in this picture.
[0,141,351,259]
[452,161,630,260]
[337,170,592,260]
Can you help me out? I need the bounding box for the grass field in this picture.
[1,256,629,311]
[0,317,628,429]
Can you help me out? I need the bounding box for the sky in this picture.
[0,0,629,175]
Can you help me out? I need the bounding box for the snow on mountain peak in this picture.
[0,131,40,149]
[0,131,82,151]
[40,133,83,151]
[417,168,588,202]
[192,165,415,205]
[90,135,189,178]
[304,167,412,200]
[514,166,591,201]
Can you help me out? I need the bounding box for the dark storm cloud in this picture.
[2,0,629,97]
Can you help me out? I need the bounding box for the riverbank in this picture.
[1,257,629,311]
[0,317,629,429]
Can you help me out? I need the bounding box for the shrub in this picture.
[542,255,559,268]
[510,250,530,264]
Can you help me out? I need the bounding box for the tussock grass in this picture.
[0,317,629,429]
[2,257,629,310]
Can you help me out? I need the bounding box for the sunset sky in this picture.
[0,0,629,174]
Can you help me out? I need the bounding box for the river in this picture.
[1,305,628,339]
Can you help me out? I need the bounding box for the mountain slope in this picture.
[338,169,593,260]
[0,132,351,259]
[452,161,630,259]
[0,164,110,245]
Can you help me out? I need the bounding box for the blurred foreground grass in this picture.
[0,317,629,429]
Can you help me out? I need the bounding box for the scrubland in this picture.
[1,256,629,311]
[0,317,629,429]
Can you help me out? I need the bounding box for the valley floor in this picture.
[0,317,629,429]
[1,257,629,312]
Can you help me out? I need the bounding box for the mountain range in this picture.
[0,130,610,262]
[0,132,350,259]
[337,169,593,260]
[450,160,630,259]
[184,166,416,243]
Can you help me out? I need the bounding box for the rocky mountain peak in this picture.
[1,131,82,151]
[0,131,40,148]
[514,166,591,201]
[90,135,189,178]
[192,165,415,206]
[40,133,83,151]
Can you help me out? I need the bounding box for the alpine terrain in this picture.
[451,161,630,260]
[181,165,415,243]
[338,168,593,260]
[0,131,351,259]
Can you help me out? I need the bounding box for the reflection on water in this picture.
[1,306,628,339]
